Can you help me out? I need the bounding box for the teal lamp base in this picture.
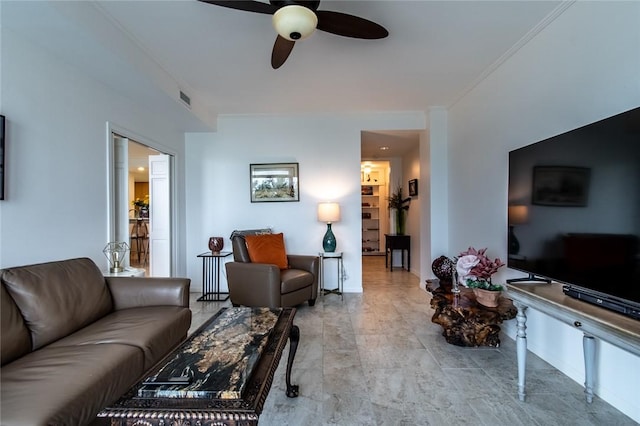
[322,223,337,252]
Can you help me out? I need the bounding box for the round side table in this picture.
[102,267,145,277]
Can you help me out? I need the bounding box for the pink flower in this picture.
[457,247,505,281]
[456,255,480,286]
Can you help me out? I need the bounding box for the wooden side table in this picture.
[427,282,516,347]
[196,251,232,301]
[385,234,410,271]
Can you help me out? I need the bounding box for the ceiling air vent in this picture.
[179,90,191,108]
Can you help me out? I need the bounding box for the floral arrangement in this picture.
[455,247,505,291]
[132,195,150,209]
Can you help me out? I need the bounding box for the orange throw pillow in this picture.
[245,233,289,270]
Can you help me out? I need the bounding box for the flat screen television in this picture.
[507,106,640,320]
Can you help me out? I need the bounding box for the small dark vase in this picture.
[208,237,224,253]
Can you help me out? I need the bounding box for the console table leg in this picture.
[286,324,300,398]
[514,302,528,402]
[583,334,595,403]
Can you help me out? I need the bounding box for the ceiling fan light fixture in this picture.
[272,5,318,41]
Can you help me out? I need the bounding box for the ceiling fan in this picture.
[199,1,389,69]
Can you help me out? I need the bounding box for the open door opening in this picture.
[360,130,421,276]
[110,132,174,277]
[360,160,390,256]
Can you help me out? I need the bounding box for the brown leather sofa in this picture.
[225,230,319,308]
[0,257,191,426]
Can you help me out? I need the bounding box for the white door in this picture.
[113,135,130,265]
[148,154,171,276]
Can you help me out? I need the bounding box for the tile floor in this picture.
[188,256,637,425]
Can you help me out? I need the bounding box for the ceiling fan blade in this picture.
[198,0,277,15]
[271,35,296,69]
[316,10,388,39]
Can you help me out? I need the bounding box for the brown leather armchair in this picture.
[225,230,319,308]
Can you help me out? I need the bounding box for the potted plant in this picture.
[455,247,505,307]
[387,185,411,235]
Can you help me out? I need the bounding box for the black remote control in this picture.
[142,376,191,386]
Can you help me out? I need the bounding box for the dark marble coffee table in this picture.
[427,281,516,347]
[98,307,299,425]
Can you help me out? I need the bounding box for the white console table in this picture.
[506,282,640,403]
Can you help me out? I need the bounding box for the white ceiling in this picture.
[3,0,564,156]
[128,141,160,182]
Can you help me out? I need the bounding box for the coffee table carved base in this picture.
[427,283,516,347]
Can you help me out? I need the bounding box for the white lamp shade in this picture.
[272,5,318,41]
[318,202,340,223]
[508,205,529,225]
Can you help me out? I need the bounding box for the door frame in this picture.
[105,121,178,275]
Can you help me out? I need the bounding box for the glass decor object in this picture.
[208,237,224,253]
[103,242,130,273]
[317,202,340,252]
[451,268,460,294]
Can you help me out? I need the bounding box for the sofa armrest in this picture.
[106,277,190,310]
[225,262,281,307]
[287,255,319,273]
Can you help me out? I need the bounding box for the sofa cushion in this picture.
[1,258,113,350]
[0,285,31,366]
[0,343,144,426]
[281,269,314,294]
[245,233,289,269]
[49,306,191,370]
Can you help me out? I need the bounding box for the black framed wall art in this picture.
[250,163,299,202]
[408,178,418,196]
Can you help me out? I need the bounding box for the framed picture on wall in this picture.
[408,179,418,197]
[0,115,5,200]
[250,163,299,202]
[532,166,590,206]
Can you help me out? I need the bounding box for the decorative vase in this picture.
[393,208,406,235]
[322,223,336,252]
[473,288,501,307]
[208,237,224,253]
[139,207,149,218]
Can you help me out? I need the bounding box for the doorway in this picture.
[360,160,390,256]
[360,130,421,274]
[108,128,175,277]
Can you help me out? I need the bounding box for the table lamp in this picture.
[317,202,340,252]
[103,242,129,273]
[508,205,528,255]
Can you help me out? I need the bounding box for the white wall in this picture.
[447,1,640,421]
[0,29,191,274]
[185,112,425,293]
[403,144,421,276]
